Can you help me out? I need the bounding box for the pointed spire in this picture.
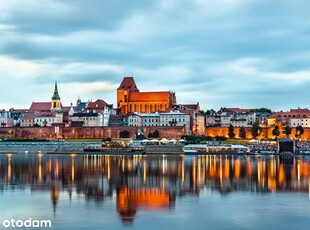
[52,81,60,100]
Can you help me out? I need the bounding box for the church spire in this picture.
[51,81,61,111]
[52,81,60,100]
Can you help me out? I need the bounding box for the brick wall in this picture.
[0,126,185,139]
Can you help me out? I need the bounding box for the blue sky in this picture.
[1,0,310,111]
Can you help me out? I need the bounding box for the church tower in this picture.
[51,81,62,111]
[117,77,139,114]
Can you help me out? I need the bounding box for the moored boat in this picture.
[83,140,145,155]
[182,143,250,155]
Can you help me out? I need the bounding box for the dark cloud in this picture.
[1,0,156,35]
[1,0,310,110]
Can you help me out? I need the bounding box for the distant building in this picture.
[9,108,28,126]
[127,110,190,134]
[0,110,14,127]
[30,82,63,113]
[289,117,310,127]
[34,112,63,127]
[108,115,127,126]
[117,77,176,115]
[268,108,310,126]
[20,113,35,127]
[71,99,112,127]
[174,103,205,135]
[51,81,62,111]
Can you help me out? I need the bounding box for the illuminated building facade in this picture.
[117,77,177,115]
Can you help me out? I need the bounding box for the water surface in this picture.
[0,153,310,229]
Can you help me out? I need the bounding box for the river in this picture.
[0,153,309,229]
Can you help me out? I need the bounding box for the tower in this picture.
[117,77,139,114]
[51,81,62,111]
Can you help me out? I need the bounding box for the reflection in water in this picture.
[0,154,310,223]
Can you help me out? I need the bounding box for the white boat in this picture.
[182,144,250,155]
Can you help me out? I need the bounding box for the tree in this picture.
[251,122,262,139]
[272,125,280,139]
[239,126,246,139]
[200,109,216,116]
[250,108,272,114]
[228,124,235,139]
[33,123,41,127]
[284,125,292,138]
[295,125,304,140]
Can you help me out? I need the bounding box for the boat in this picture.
[182,143,250,155]
[83,140,146,155]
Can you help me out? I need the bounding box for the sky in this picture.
[1,0,310,112]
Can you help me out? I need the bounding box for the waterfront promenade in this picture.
[2,141,310,155]
[0,142,184,154]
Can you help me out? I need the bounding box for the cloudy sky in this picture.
[0,0,310,111]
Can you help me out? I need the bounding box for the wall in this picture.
[205,127,310,140]
[0,126,185,139]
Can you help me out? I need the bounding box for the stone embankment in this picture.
[0,142,84,154]
[0,142,184,155]
[144,145,183,154]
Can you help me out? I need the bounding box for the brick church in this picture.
[117,77,177,114]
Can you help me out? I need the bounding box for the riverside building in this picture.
[117,77,177,115]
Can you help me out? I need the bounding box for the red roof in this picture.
[117,77,139,91]
[87,99,109,110]
[128,91,170,102]
[219,107,251,114]
[29,102,52,112]
[270,109,310,119]
[35,111,57,118]
[229,108,252,113]
[21,113,35,120]
[182,103,200,111]
[62,106,76,111]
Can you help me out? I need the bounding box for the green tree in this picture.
[251,122,262,139]
[239,126,246,139]
[33,123,41,127]
[284,125,292,138]
[228,124,235,139]
[250,108,272,113]
[295,125,304,140]
[200,109,216,116]
[272,125,280,139]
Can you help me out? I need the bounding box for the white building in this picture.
[128,110,191,134]
[230,113,256,127]
[20,113,35,127]
[0,110,14,127]
[220,113,231,127]
[71,99,112,127]
[71,108,111,127]
[289,118,310,127]
[34,112,63,127]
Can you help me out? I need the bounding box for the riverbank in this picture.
[0,142,184,155]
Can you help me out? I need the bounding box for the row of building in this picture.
[0,78,205,135]
[205,107,310,128]
[1,77,309,136]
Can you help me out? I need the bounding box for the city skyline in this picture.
[1,0,310,111]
